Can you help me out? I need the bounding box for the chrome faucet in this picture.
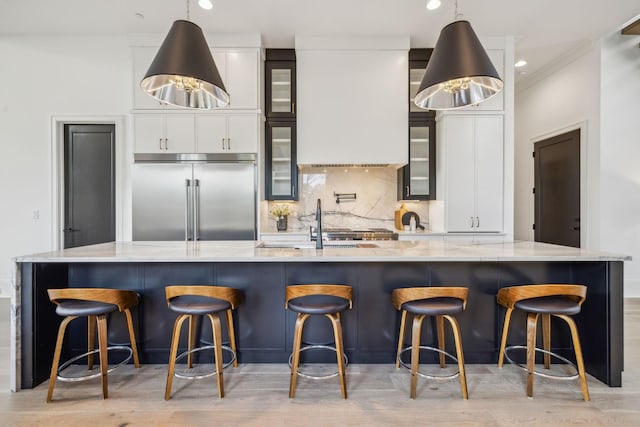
[316,198,323,249]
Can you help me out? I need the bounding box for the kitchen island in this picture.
[13,240,629,390]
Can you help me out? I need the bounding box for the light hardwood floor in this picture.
[1,300,639,426]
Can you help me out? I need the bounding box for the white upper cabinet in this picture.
[195,114,258,153]
[134,114,196,153]
[212,49,260,110]
[442,115,504,233]
[132,46,259,110]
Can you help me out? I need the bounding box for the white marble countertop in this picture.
[14,240,631,263]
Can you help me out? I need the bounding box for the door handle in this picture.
[185,179,192,241]
[63,228,79,232]
[194,179,200,241]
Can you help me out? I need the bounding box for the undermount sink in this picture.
[256,241,379,249]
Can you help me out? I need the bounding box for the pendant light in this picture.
[141,0,229,109]
[414,0,503,110]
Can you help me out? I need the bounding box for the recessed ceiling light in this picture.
[426,0,442,10]
[199,0,213,10]
[515,60,528,68]
[135,12,144,19]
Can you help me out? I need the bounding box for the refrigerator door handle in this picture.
[185,179,192,240]
[194,179,200,241]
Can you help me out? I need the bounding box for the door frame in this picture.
[50,115,128,250]
[530,121,588,247]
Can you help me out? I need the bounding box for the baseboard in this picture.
[624,279,640,298]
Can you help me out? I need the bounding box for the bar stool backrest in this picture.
[165,285,242,309]
[48,288,139,312]
[497,284,586,309]
[391,286,468,311]
[285,284,353,309]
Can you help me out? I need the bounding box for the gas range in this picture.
[310,227,398,241]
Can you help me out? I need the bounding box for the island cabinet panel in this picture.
[19,259,624,388]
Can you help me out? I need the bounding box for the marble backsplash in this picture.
[261,167,431,233]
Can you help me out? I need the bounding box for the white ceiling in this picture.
[1,0,638,82]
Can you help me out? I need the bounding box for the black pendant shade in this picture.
[414,20,503,110]
[141,20,229,109]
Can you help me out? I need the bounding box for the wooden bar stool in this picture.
[46,288,140,402]
[286,284,353,399]
[164,285,242,400]
[497,284,590,401]
[392,286,468,399]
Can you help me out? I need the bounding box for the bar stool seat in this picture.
[392,287,469,400]
[286,284,353,399]
[164,285,242,400]
[46,288,140,403]
[497,284,590,401]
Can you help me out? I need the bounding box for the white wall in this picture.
[514,46,601,250]
[515,32,640,296]
[0,36,132,297]
[600,31,640,296]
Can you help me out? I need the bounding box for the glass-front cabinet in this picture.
[398,118,436,200]
[265,121,297,200]
[408,49,432,117]
[265,49,296,119]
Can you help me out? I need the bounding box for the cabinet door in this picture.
[400,119,435,200]
[226,50,259,109]
[212,49,259,110]
[164,115,195,153]
[266,121,297,200]
[266,59,296,119]
[196,115,227,153]
[134,114,164,153]
[474,116,503,232]
[132,47,168,109]
[444,116,475,232]
[227,115,258,153]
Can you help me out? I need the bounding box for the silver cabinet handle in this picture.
[292,101,295,114]
[194,179,200,241]
[476,217,480,228]
[185,179,192,240]
[405,186,410,198]
[159,138,163,150]
[164,138,168,150]
[227,138,231,150]
[221,138,225,150]
[470,217,474,227]
[292,185,295,198]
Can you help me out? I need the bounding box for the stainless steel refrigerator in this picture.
[132,153,256,240]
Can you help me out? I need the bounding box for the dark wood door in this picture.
[534,129,580,247]
[64,124,115,248]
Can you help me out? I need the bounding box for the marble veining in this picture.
[261,168,430,232]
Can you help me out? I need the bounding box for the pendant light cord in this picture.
[454,0,460,20]
[186,0,190,20]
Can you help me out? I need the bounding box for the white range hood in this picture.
[295,36,410,167]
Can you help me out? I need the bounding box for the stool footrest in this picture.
[398,346,461,380]
[57,346,133,382]
[173,345,236,380]
[504,345,580,380]
[288,345,349,380]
